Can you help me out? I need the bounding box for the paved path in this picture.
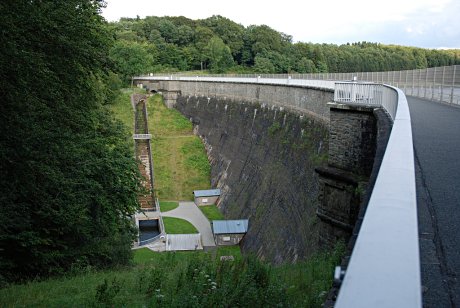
[162,201,216,247]
[408,97,460,307]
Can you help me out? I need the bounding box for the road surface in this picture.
[408,96,460,307]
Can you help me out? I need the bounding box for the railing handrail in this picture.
[139,232,163,246]
[137,64,459,105]
[135,75,336,91]
[133,133,152,139]
[334,84,420,307]
[134,75,421,307]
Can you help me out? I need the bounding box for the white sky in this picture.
[102,0,460,48]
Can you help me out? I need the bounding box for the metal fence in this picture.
[334,82,398,120]
[142,65,459,105]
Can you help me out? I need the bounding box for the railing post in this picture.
[451,65,457,104]
[432,67,436,101]
[441,66,446,102]
[423,68,428,98]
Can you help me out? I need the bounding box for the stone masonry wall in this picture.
[328,105,377,176]
[158,80,333,121]
[176,95,329,264]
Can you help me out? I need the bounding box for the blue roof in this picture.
[193,189,221,198]
[212,219,249,234]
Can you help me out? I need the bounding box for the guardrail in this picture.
[133,133,152,140]
[140,65,459,105]
[134,75,420,306]
[333,83,420,307]
[136,75,336,90]
[334,82,398,120]
[139,232,163,246]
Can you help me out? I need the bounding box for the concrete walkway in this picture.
[161,201,216,247]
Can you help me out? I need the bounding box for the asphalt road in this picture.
[408,96,460,307]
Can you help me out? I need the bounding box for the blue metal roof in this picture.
[212,219,249,234]
[193,189,221,198]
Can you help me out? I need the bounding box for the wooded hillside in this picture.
[0,1,142,283]
[108,15,460,82]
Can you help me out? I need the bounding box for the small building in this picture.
[193,189,221,206]
[212,219,249,246]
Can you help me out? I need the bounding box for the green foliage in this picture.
[108,16,459,74]
[205,36,234,73]
[273,241,346,307]
[95,278,122,306]
[162,217,199,234]
[0,244,344,307]
[0,0,142,283]
[268,122,282,136]
[254,56,276,73]
[199,205,225,220]
[109,40,155,84]
[108,90,135,150]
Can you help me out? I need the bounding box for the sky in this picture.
[101,0,460,49]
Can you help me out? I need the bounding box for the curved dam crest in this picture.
[175,94,329,263]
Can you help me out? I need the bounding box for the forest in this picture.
[108,15,460,83]
[0,1,143,283]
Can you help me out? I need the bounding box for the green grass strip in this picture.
[199,205,225,220]
[162,216,198,234]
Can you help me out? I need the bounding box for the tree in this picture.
[202,15,245,60]
[110,40,155,83]
[0,0,142,282]
[205,36,234,73]
[254,56,276,73]
[296,57,317,73]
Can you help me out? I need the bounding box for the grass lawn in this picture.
[159,201,179,212]
[162,216,198,234]
[148,94,210,201]
[199,205,225,220]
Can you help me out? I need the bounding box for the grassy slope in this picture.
[109,91,135,152]
[148,94,210,201]
[0,245,343,307]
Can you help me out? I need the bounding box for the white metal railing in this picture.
[334,85,420,307]
[134,75,421,307]
[139,231,162,246]
[133,133,152,139]
[334,82,381,105]
[334,82,398,120]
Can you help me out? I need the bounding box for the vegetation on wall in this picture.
[108,15,460,81]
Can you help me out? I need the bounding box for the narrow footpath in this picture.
[408,96,460,307]
[161,202,216,247]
